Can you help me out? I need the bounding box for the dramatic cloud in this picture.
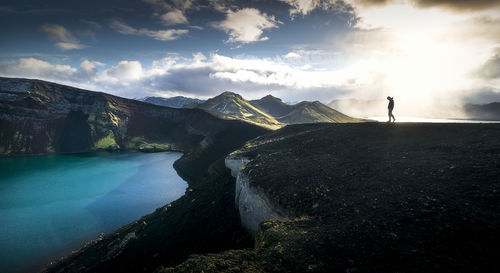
[279,0,357,18]
[477,48,500,79]
[40,24,85,50]
[109,19,188,41]
[213,8,280,43]
[279,0,320,16]
[1,48,499,113]
[99,60,144,83]
[0,53,355,100]
[143,0,198,26]
[352,0,500,12]
[160,9,189,25]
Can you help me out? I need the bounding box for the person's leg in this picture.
[388,109,391,122]
[390,110,395,122]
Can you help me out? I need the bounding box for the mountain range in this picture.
[186,92,361,129]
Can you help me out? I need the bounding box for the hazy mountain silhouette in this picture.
[463,102,500,120]
[329,98,500,120]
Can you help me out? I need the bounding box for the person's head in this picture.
[387,96,393,100]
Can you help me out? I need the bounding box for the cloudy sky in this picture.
[1,0,499,108]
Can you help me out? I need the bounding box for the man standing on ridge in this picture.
[387,96,395,122]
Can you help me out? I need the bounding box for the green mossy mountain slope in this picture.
[0,77,267,159]
[188,92,362,129]
[0,77,271,272]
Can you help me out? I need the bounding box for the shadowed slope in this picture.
[162,122,500,273]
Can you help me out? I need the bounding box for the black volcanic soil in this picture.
[163,123,500,273]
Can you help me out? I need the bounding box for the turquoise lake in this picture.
[0,152,187,273]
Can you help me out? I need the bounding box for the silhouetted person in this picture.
[387,96,395,122]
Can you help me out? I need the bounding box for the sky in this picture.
[0,0,499,111]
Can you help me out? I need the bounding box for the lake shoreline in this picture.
[0,152,187,273]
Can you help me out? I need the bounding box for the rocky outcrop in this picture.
[225,156,288,235]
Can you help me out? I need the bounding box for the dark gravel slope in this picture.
[165,122,500,273]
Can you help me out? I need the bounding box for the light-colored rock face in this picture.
[225,156,287,236]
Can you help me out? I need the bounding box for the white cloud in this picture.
[213,8,280,44]
[40,24,85,50]
[0,58,77,80]
[143,0,198,26]
[327,1,500,114]
[279,0,321,16]
[79,60,105,79]
[160,9,189,25]
[99,60,144,83]
[56,42,85,50]
[1,46,498,110]
[0,54,350,100]
[109,19,189,41]
[279,0,354,17]
[284,52,301,59]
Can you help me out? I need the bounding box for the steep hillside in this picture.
[192,93,362,129]
[250,95,361,124]
[0,77,268,157]
[249,95,293,117]
[140,96,205,108]
[277,100,360,124]
[188,92,281,129]
[0,77,271,273]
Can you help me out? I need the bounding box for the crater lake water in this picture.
[0,152,187,273]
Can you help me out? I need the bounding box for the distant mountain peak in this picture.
[260,94,282,102]
[192,91,361,129]
[216,91,243,99]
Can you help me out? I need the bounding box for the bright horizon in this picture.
[1,0,499,116]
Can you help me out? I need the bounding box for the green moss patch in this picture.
[94,131,119,150]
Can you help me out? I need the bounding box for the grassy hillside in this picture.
[189,92,282,129]
[192,92,362,129]
[276,101,360,124]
